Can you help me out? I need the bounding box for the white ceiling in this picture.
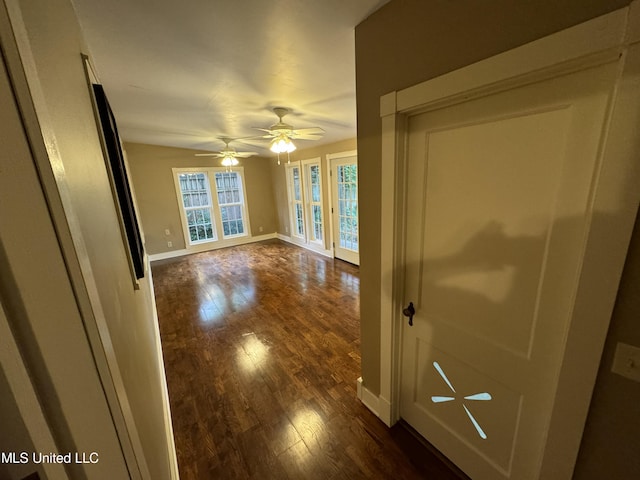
[71,0,388,155]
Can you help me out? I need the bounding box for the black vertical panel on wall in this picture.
[92,83,145,279]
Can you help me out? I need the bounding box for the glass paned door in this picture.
[330,153,359,265]
[177,172,216,244]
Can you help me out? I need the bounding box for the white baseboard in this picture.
[148,249,189,261]
[378,396,393,427]
[144,261,180,479]
[149,233,277,262]
[357,377,381,418]
[276,233,334,258]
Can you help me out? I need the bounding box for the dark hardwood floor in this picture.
[152,239,463,479]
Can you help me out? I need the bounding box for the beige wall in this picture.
[574,209,640,478]
[271,138,357,250]
[126,142,278,255]
[4,0,176,478]
[355,0,636,476]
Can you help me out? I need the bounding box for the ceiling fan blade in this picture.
[255,110,326,148]
[234,152,259,158]
[194,153,222,157]
[292,127,325,136]
[291,134,324,140]
[252,132,277,139]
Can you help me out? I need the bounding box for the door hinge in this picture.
[331,207,334,213]
[333,242,335,248]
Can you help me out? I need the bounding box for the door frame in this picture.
[376,4,640,479]
[328,150,360,265]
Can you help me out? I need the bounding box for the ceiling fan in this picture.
[194,137,258,167]
[256,107,325,163]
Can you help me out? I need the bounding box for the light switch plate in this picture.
[611,342,640,382]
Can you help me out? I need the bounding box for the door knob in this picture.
[402,302,415,326]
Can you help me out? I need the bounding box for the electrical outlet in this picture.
[285,226,289,233]
[259,226,264,232]
[165,229,171,236]
[167,241,173,248]
[611,342,640,382]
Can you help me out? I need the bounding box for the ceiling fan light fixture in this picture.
[270,136,296,153]
[221,156,239,167]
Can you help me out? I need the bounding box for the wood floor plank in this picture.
[152,239,465,479]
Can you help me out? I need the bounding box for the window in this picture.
[178,172,216,244]
[174,168,250,249]
[215,172,246,238]
[305,162,324,244]
[286,159,325,251]
[288,165,305,239]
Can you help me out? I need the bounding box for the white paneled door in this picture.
[400,61,619,479]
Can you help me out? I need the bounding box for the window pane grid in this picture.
[290,166,305,238]
[308,164,323,242]
[293,168,302,201]
[215,172,246,238]
[312,205,322,241]
[178,173,216,243]
[337,165,358,251]
[295,204,304,236]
